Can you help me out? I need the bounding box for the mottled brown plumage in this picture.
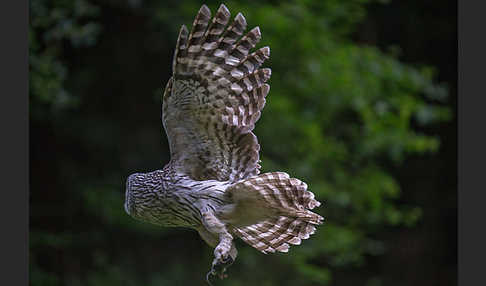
[124,4,323,283]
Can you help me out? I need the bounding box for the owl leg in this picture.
[200,210,237,280]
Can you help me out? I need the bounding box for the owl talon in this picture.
[217,255,234,269]
[205,268,224,286]
[209,255,234,281]
[206,270,216,286]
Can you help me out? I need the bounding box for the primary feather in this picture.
[163,4,270,183]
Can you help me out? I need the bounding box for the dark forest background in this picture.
[30,0,456,285]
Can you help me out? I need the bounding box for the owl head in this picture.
[124,172,163,220]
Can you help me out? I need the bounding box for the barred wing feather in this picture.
[162,4,270,182]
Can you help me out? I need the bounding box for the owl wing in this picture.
[162,4,271,182]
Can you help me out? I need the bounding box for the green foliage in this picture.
[30,0,451,285]
[29,0,101,118]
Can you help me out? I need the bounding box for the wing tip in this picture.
[180,24,189,35]
[261,46,270,57]
[261,68,272,81]
[252,26,261,38]
[199,4,211,18]
[235,12,247,28]
[262,83,270,96]
[218,3,230,17]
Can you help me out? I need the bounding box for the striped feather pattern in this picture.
[231,216,318,253]
[163,4,271,182]
[226,172,323,254]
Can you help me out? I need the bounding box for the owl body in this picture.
[124,4,324,281]
[125,167,232,228]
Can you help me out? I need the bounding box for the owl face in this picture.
[124,172,163,221]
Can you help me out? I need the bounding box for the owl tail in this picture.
[222,172,324,254]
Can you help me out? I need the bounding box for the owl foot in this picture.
[206,271,215,286]
[213,255,234,278]
[206,255,234,285]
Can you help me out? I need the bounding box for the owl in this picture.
[124,4,323,283]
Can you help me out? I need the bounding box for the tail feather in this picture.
[231,216,318,254]
[225,172,324,254]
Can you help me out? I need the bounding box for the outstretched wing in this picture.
[162,4,271,182]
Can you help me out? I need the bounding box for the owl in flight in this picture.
[124,3,323,283]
